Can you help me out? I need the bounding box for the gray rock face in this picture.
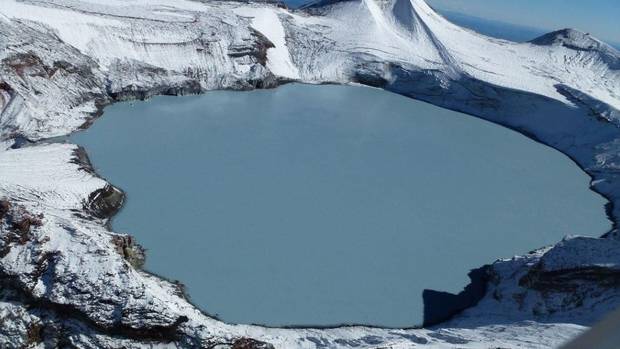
[0,0,619,347]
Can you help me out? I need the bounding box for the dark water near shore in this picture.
[71,84,610,327]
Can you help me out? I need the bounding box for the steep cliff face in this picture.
[0,0,619,348]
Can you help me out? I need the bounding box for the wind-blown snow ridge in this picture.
[0,0,619,347]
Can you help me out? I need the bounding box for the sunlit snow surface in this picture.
[1,0,618,139]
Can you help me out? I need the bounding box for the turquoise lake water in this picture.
[71,84,610,327]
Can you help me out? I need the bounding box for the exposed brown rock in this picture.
[0,202,43,258]
[25,322,43,346]
[231,337,275,349]
[12,214,43,236]
[111,234,145,268]
[2,52,49,79]
[0,199,10,220]
[227,29,275,67]
[520,266,620,292]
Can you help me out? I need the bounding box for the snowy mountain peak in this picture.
[355,0,461,76]
[531,28,620,71]
[387,0,424,33]
[531,29,609,51]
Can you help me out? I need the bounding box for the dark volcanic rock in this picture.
[228,28,275,67]
[232,337,276,349]
[85,185,124,220]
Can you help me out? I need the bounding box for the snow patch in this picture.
[234,6,300,79]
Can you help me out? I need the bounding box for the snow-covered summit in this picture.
[531,28,620,69]
[531,28,616,53]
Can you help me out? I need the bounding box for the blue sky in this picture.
[426,0,620,45]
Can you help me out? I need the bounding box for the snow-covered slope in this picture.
[0,0,619,348]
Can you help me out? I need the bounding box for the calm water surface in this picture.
[71,84,610,327]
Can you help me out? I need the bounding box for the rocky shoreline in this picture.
[1,0,619,347]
